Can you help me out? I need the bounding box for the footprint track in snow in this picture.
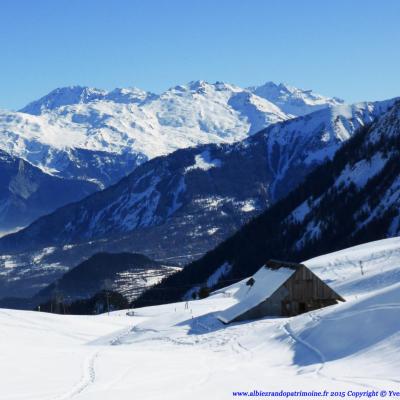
[282,322,379,390]
[50,350,99,400]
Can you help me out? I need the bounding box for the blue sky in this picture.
[0,0,399,110]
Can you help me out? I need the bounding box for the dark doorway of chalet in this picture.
[298,302,306,314]
[281,301,290,316]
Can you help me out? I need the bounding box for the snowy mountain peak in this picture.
[105,87,156,104]
[248,81,344,116]
[187,79,208,90]
[20,86,107,115]
[168,80,242,95]
[20,85,155,115]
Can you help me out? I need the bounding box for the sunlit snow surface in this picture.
[1,237,400,399]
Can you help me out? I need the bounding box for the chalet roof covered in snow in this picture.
[217,261,299,324]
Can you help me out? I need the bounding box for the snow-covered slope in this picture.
[1,238,399,399]
[0,99,395,300]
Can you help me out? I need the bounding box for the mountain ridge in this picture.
[1,80,342,182]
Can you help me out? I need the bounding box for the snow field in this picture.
[1,237,400,399]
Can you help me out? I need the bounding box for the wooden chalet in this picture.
[217,259,345,324]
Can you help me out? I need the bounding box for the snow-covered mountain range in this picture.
[0,99,394,301]
[1,81,343,179]
[0,81,343,232]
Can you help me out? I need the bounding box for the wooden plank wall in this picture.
[283,266,342,301]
